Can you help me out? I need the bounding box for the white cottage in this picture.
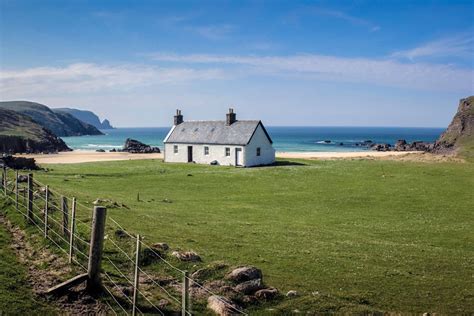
[163,109,275,167]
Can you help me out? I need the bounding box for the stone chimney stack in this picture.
[226,108,236,125]
[174,109,183,125]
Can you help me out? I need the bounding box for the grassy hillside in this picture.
[29,158,474,314]
[0,213,54,314]
[0,108,70,153]
[0,101,103,137]
[0,108,46,141]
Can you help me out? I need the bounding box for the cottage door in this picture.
[235,148,243,166]
[187,146,193,162]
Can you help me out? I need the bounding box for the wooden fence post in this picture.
[44,186,49,238]
[132,234,141,316]
[86,206,107,293]
[68,197,76,264]
[2,165,6,196]
[15,170,19,211]
[27,173,33,223]
[61,196,69,239]
[182,270,190,315]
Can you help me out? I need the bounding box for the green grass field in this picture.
[0,213,55,315]
[24,158,474,313]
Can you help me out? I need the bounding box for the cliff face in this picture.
[0,108,71,154]
[0,101,103,136]
[54,108,114,129]
[433,96,474,157]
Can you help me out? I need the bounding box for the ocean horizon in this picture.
[62,126,445,152]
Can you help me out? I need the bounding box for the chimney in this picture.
[226,108,236,125]
[174,109,183,125]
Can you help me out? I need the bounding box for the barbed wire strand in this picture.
[103,271,144,316]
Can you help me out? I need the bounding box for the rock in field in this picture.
[141,248,162,266]
[286,290,298,297]
[255,287,279,300]
[207,295,242,316]
[151,242,169,251]
[172,251,201,262]
[226,266,262,283]
[234,278,263,295]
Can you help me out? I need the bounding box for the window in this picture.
[204,146,209,155]
[225,147,230,156]
[173,145,178,154]
[256,147,261,156]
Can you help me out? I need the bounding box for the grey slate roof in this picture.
[164,120,272,145]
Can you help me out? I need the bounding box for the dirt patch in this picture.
[0,214,109,315]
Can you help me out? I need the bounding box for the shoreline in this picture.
[16,150,426,164]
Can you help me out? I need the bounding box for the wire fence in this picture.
[0,165,247,315]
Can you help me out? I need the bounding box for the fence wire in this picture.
[1,165,248,315]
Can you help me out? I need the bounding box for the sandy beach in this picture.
[17,150,425,164]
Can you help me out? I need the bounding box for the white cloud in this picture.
[149,53,474,93]
[0,63,226,98]
[391,34,474,60]
[191,24,235,40]
[289,7,380,32]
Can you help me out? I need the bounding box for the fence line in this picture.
[0,165,247,315]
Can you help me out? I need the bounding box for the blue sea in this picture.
[62,127,444,152]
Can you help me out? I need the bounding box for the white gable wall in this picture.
[244,124,275,166]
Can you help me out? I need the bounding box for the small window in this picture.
[225,147,230,156]
[173,145,178,154]
[256,147,261,156]
[204,146,209,155]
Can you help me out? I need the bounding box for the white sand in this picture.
[18,151,164,164]
[19,150,423,164]
[277,151,421,159]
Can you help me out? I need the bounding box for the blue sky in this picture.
[0,0,473,127]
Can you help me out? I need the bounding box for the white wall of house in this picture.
[244,124,275,166]
[164,143,245,166]
[164,123,275,167]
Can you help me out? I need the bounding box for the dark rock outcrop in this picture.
[123,138,160,153]
[395,140,433,152]
[370,143,392,151]
[432,96,474,156]
[0,155,40,170]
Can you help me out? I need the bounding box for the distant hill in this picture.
[0,108,71,153]
[0,101,103,137]
[54,108,114,130]
[433,96,474,159]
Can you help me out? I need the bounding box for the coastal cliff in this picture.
[433,96,474,158]
[53,108,114,129]
[0,108,71,154]
[0,101,103,137]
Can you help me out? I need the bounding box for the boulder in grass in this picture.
[255,287,279,301]
[171,251,201,262]
[226,266,262,283]
[141,248,162,266]
[286,290,298,297]
[207,295,242,316]
[114,229,129,239]
[234,278,264,295]
[151,242,169,251]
